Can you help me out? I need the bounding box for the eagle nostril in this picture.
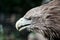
[34,27,39,30]
[25,18,31,20]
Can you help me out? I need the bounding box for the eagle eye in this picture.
[46,15,51,18]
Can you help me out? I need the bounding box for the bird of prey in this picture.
[16,0,60,40]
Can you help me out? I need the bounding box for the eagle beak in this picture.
[15,17,31,31]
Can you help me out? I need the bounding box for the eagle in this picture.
[15,0,60,40]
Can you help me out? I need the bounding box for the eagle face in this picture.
[15,6,50,32]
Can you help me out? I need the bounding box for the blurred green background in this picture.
[0,0,51,40]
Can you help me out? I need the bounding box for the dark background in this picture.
[0,0,51,40]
